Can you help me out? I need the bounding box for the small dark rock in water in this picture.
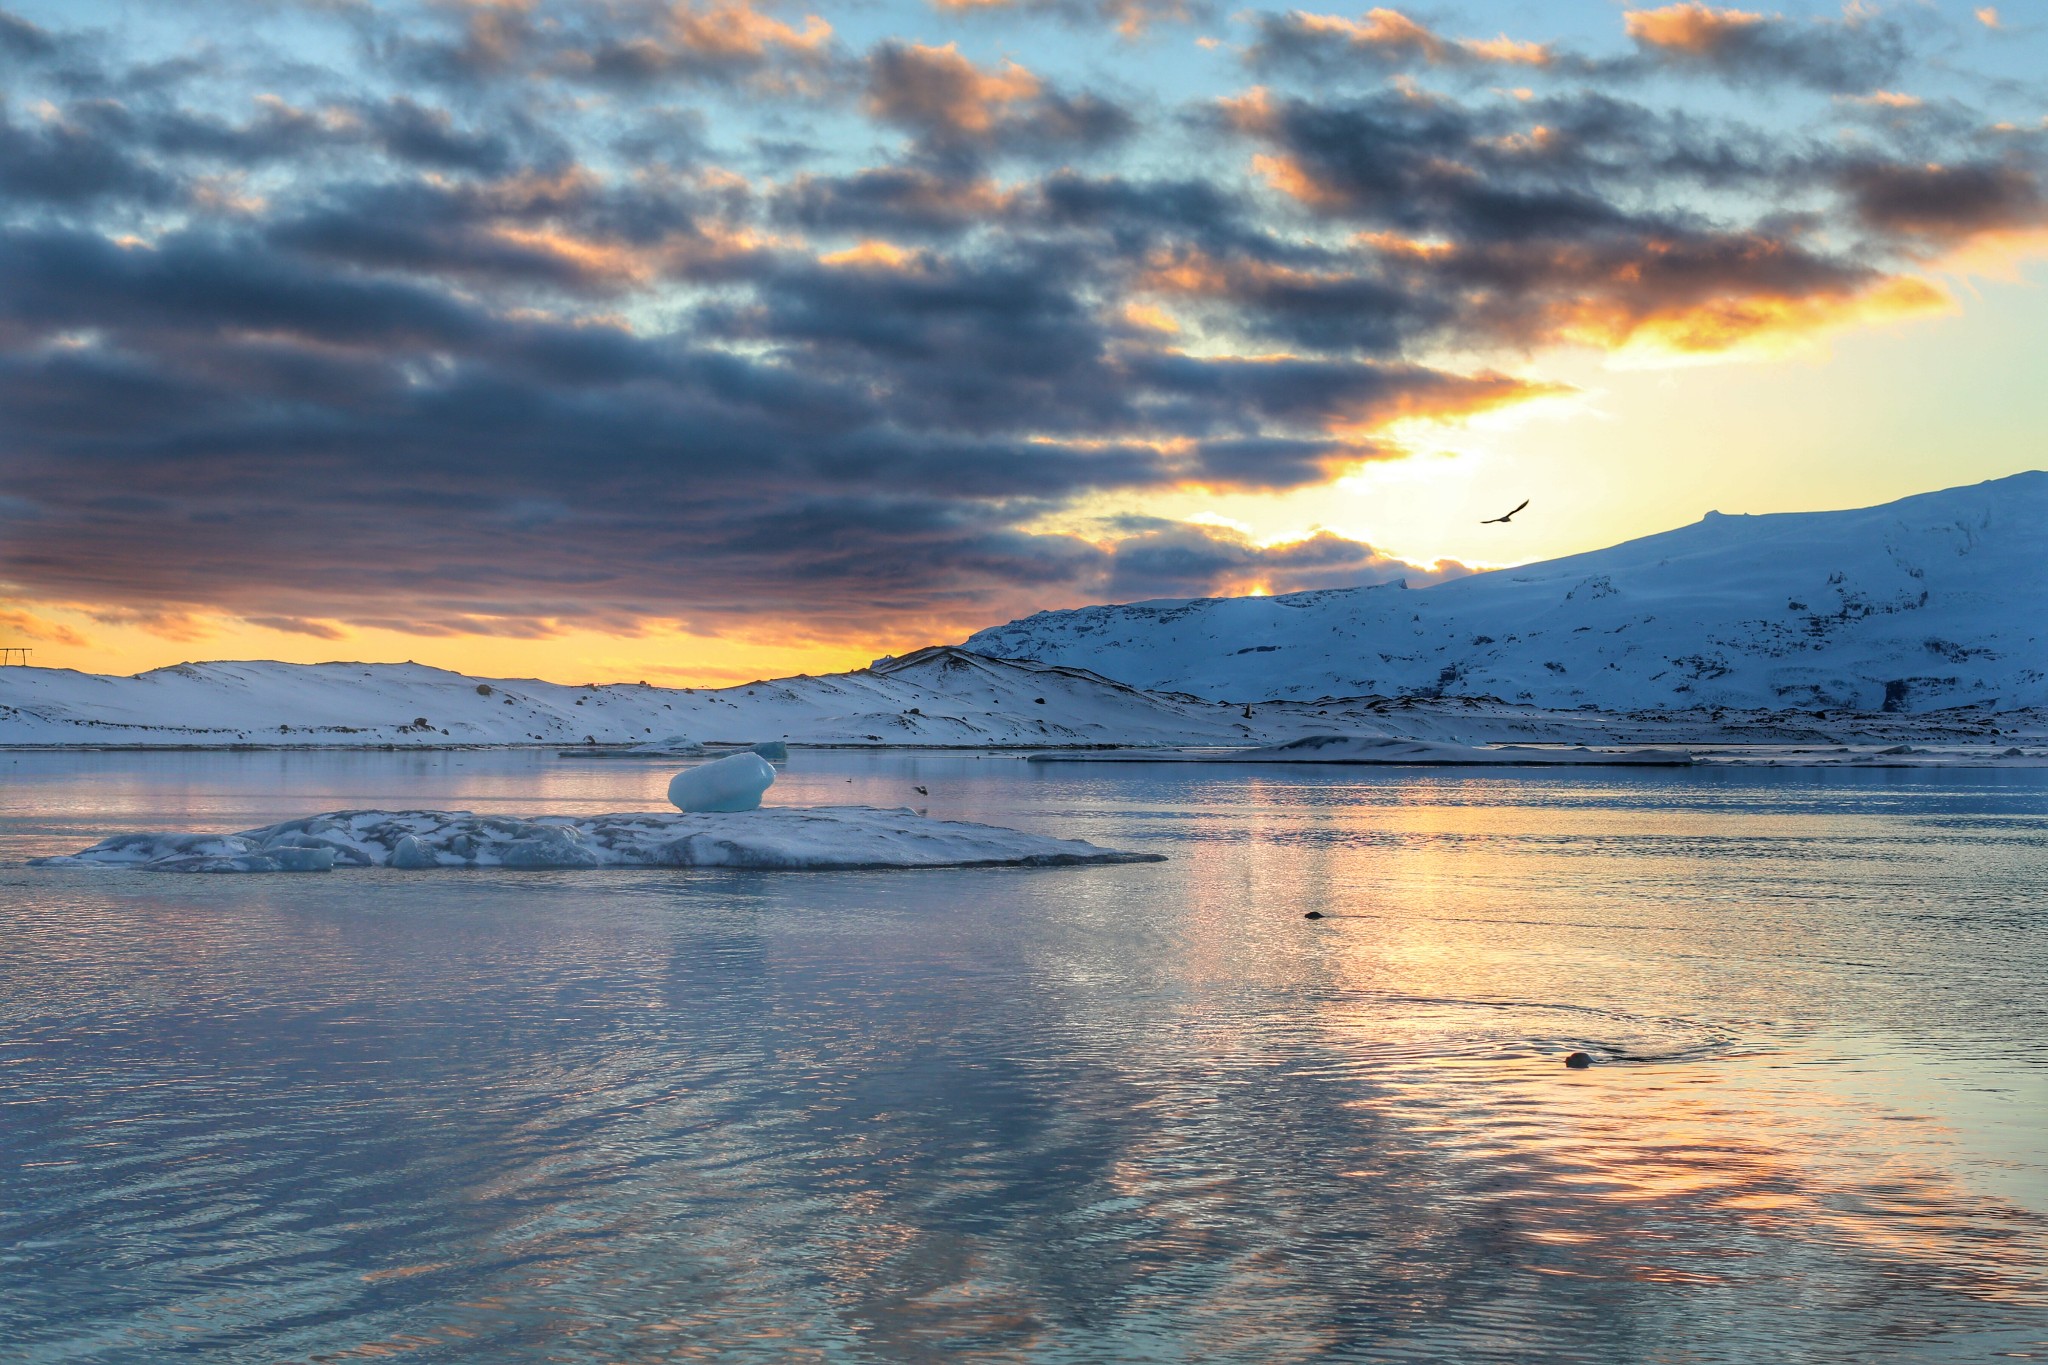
[1303,911,1325,920]
[1564,1052,1593,1069]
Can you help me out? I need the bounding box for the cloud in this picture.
[1099,520,1468,600]
[0,104,179,206]
[863,42,1132,164]
[1214,85,2024,357]
[0,602,88,647]
[562,0,833,86]
[382,0,838,91]
[1248,8,1552,77]
[269,167,773,293]
[1621,3,1906,92]
[927,0,1201,39]
[1841,159,2045,246]
[83,605,215,641]
[776,167,1016,237]
[0,0,2039,648]
[1250,4,1909,94]
[243,615,350,639]
[0,7,57,62]
[0,202,1510,634]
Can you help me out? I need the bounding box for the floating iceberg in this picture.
[668,751,777,812]
[1029,735,1694,765]
[30,807,1160,873]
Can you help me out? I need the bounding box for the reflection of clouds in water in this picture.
[3,751,2047,1358]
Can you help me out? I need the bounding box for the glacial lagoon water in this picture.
[2,748,2046,1363]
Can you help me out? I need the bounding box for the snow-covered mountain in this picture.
[961,474,2048,711]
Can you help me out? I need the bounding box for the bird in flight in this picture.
[1482,499,1529,525]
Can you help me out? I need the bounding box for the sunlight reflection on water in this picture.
[2,749,2045,1361]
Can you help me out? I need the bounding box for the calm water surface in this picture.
[2,749,2045,1363]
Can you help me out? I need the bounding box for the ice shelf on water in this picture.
[558,735,709,758]
[28,807,1161,873]
[1029,735,1697,765]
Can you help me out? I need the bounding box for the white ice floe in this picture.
[559,735,708,758]
[29,807,1159,873]
[1030,735,1695,766]
[668,751,777,811]
[1690,744,2048,767]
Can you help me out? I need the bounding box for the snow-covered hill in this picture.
[961,474,2048,711]
[3,647,1464,749]
[0,649,1248,748]
[4,644,2044,752]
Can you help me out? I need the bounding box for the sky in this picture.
[0,0,2043,685]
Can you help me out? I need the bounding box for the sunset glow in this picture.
[0,0,2043,683]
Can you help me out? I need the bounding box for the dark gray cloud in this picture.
[1620,3,1908,94]
[0,7,56,61]
[1200,86,1977,356]
[862,40,1133,172]
[1246,3,1911,95]
[0,0,2039,646]
[1840,157,2046,245]
[0,104,178,206]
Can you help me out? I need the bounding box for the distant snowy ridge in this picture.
[1,646,1472,749]
[961,473,2048,712]
[4,644,2045,751]
[0,648,1259,749]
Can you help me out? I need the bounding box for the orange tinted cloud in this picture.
[1553,271,1951,358]
[480,217,776,285]
[661,0,831,60]
[1292,8,1551,66]
[1624,4,1766,54]
[0,603,89,648]
[1318,366,1556,441]
[1140,245,1347,299]
[818,239,919,269]
[865,43,1041,137]
[1249,152,1352,208]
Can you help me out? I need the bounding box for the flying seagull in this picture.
[1482,499,1529,525]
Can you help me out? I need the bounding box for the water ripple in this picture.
[2,752,2046,1361]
